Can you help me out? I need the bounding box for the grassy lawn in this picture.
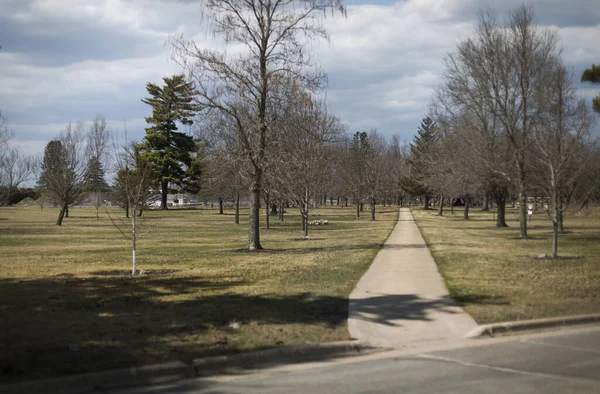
[0,204,397,382]
[411,206,600,324]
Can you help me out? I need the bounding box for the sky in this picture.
[1,0,599,157]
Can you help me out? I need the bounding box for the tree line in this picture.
[2,2,599,260]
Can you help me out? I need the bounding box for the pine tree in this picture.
[85,155,109,219]
[581,64,600,112]
[402,117,438,209]
[140,74,202,209]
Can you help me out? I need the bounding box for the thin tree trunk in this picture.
[235,192,240,224]
[356,200,360,218]
[557,199,565,232]
[56,203,68,225]
[138,205,143,217]
[219,197,224,215]
[437,193,444,216]
[160,180,168,210]
[370,197,376,221]
[131,208,137,275]
[517,158,528,238]
[247,176,262,250]
[264,191,270,229]
[424,195,430,210]
[65,206,69,218]
[125,202,129,218]
[360,202,364,212]
[552,221,559,258]
[482,192,489,211]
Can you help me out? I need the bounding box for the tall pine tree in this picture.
[140,74,202,209]
[402,117,438,209]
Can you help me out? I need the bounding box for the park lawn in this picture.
[411,206,600,324]
[0,204,397,383]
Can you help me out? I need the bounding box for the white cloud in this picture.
[1,0,599,154]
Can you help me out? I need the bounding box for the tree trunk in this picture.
[131,208,137,275]
[125,202,129,218]
[65,206,69,218]
[370,197,376,221]
[360,202,364,212]
[235,192,240,224]
[138,205,143,217]
[219,197,224,215]
[424,195,430,210]
[482,192,489,211]
[356,200,360,218]
[303,213,309,238]
[160,180,168,210]
[464,195,470,220]
[247,177,262,250]
[494,190,508,227]
[56,203,68,225]
[264,193,270,230]
[517,158,528,238]
[552,220,559,258]
[96,194,100,221]
[437,193,444,216]
[557,199,565,232]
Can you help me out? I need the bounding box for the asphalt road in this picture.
[116,325,600,394]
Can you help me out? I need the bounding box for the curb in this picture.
[0,341,380,394]
[193,340,380,376]
[465,313,600,338]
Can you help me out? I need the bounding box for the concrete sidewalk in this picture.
[348,208,477,348]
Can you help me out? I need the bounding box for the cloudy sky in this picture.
[1,0,599,156]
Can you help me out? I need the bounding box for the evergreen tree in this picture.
[140,74,202,209]
[581,64,600,112]
[85,155,109,219]
[402,117,438,209]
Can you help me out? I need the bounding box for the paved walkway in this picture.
[348,208,477,348]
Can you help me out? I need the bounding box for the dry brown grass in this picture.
[411,206,600,324]
[0,205,397,382]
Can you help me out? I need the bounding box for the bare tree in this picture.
[532,64,597,257]
[38,122,90,225]
[271,93,343,237]
[443,5,561,238]
[170,0,346,250]
[0,112,35,206]
[362,130,389,221]
[86,115,110,220]
[108,141,155,275]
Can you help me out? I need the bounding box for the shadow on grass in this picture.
[452,294,510,306]
[229,242,385,255]
[0,273,457,385]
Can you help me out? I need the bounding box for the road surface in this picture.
[115,325,600,394]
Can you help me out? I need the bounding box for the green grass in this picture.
[411,206,600,324]
[0,204,397,382]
